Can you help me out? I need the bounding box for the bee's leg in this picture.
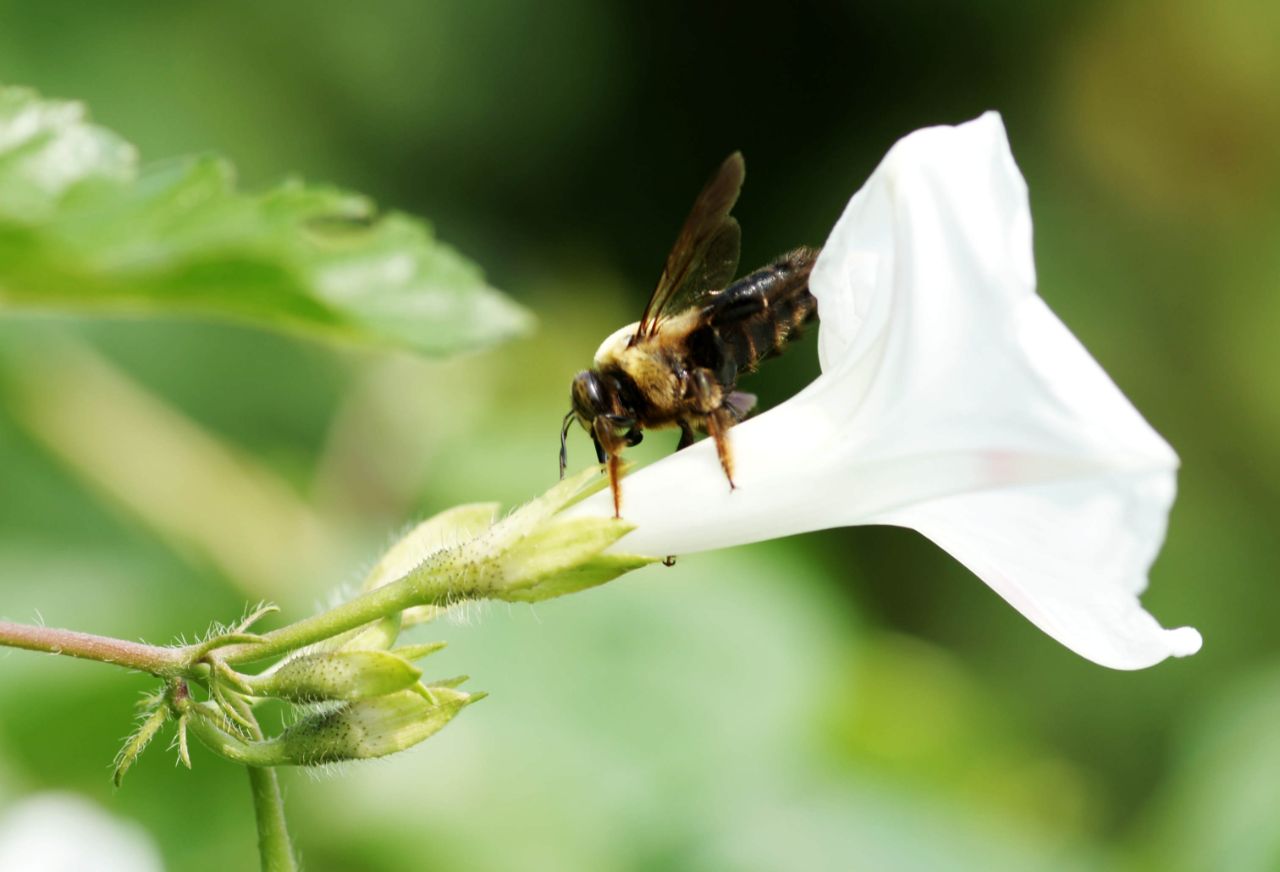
[607,453,623,517]
[677,420,697,450]
[686,368,737,489]
[592,416,625,518]
[687,368,718,411]
[591,434,607,464]
[705,407,737,489]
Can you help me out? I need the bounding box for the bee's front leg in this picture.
[592,416,627,517]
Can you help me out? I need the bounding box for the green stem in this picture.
[1,544,475,676]
[228,691,298,872]
[248,763,298,871]
[218,557,472,667]
[0,620,185,676]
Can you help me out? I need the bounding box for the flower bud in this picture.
[270,687,481,765]
[247,650,421,703]
[180,686,482,767]
[350,468,660,618]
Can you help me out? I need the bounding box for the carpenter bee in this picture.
[559,152,819,517]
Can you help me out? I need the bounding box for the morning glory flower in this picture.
[566,112,1201,670]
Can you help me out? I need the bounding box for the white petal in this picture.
[568,112,1198,669]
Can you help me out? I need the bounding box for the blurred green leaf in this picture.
[0,85,532,355]
[1133,663,1280,872]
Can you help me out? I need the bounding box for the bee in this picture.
[559,152,819,517]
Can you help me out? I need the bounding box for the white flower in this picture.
[566,112,1201,670]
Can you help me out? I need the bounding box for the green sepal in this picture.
[181,702,268,766]
[491,517,638,601]
[322,614,403,653]
[364,503,500,591]
[391,641,448,662]
[425,675,469,690]
[490,467,609,537]
[113,702,169,788]
[497,552,660,603]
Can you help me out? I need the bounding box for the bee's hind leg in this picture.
[705,406,737,490]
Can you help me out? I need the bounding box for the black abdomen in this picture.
[688,246,819,384]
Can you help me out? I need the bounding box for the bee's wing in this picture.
[633,152,744,343]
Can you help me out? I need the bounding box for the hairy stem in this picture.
[240,696,300,872]
[0,620,185,676]
[218,555,472,667]
[1,545,475,676]
[249,766,297,872]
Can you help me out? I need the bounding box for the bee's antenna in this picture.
[558,410,575,479]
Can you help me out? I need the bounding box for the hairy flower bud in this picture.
[245,651,422,703]
[354,468,660,610]
[447,468,660,603]
[181,686,482,767]
[270,687,482,765]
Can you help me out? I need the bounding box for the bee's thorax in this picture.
[593,321,641,367]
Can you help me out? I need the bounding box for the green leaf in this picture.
[0,85,532,354]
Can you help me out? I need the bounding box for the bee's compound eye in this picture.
[571,371,606,420]
[585,374,605,408]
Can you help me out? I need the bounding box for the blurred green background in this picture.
[1,1,1276,869]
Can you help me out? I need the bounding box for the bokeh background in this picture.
[1,1,1276,869]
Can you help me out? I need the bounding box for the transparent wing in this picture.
[633,152,744,342]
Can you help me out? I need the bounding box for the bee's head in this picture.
[570,370,611,427]
[561,370,639,478]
